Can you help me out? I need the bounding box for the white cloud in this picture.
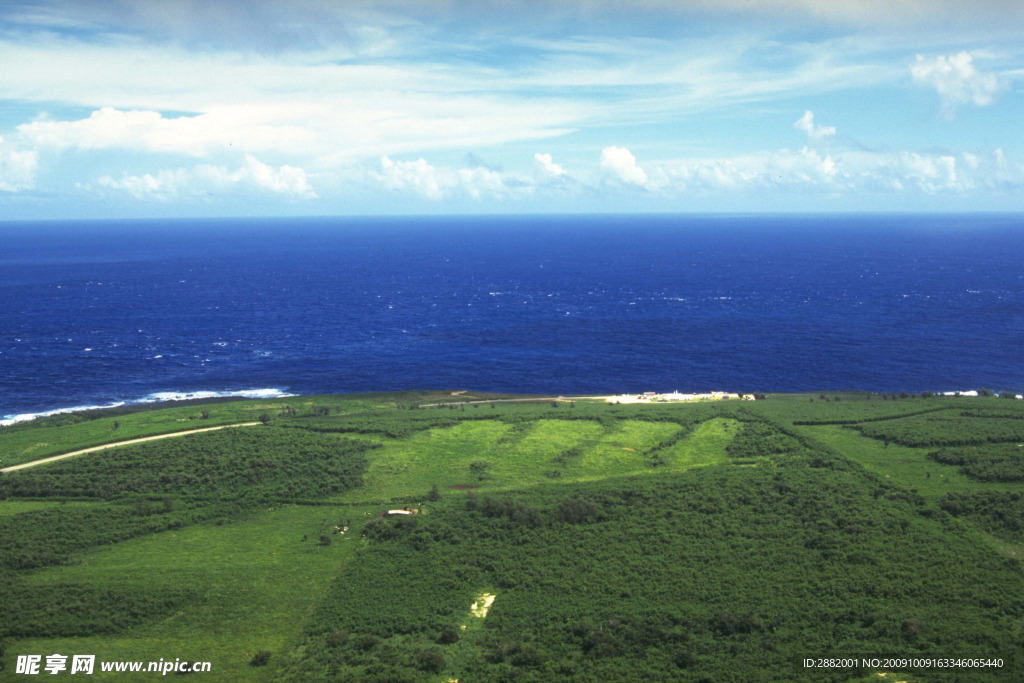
[0,35,583,163]
[375,156,526,201]
[651,146,840,193]
[232,155,316,197]
[94,155,316,200]
[374,144,1024,205]
[0,19,910,172]
[793,110,835,140]
[377,156,446,200]
[896,152,960,192]
[619,140,1024,197]
[911,52,1004,116]
[18,107,315,157]
[0,136,37,192]
[534,153,566,177]
[456,166,510,200]
[600,146,648,187]
[988,148,1024,187]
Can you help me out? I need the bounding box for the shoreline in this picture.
[0,388,296,427]
[4,386,1022,429]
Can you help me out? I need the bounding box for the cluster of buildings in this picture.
[624,391,754,403]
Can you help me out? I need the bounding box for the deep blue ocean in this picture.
[2,214,1023,422]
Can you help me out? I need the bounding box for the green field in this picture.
[1,391,1022,681]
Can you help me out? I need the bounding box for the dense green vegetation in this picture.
[938,492,1024,544]
[929,444,1024,482]
[0,427,371,503]
[854,412,1024,447]
[1,391,1022,680]
[281,468,1022,682]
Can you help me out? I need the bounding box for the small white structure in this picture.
[387,509,413,516]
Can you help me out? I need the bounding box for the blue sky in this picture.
[1,0,1023,218]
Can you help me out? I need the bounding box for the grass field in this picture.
[329,416,737,505]
[795,425,1020,498]
[0,500,102,517]
[12,504,370,681]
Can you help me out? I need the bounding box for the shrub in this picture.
[437,626,460,644]
[249,650,271,667]
[673,649,698,669]
[417,648,444,673]
[357,635,380,651]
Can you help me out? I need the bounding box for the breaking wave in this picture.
[1,388,295,427]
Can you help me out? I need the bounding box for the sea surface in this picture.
[2,214,1023,422]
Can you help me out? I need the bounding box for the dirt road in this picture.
[0,422,262,474]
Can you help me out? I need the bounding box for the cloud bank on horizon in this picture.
[0,0,1022,218]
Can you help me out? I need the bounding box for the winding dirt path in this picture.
[0,422,261,474]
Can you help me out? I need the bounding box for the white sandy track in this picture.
[0,422,261,474]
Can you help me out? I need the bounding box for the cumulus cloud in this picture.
[911,52,1004,116]
[627,140,1024,198]
[652,146,839,194]
[600,146,648,186]
[457,166,509,200]
[375,155,525,201]
[94,155,316,200]
[0,136,37,192]
[377,143,1024,205]
[793,110,835,140]
[384,143,1024,205]
[377,156,445,200]
[534,152,566,177]
[896,152,960,193]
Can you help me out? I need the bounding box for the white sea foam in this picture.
[138,389,295,403]
[1,401,128,427]
[1,388,295,427]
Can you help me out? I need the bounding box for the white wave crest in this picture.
[138,388,295,403]
[1,401,127,427]
[1,388,295,427]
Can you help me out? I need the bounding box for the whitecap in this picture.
[2,388,295,428]
[139,388,295,403]
[2,401,127,427]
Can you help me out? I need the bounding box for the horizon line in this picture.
[3,209,1024,225]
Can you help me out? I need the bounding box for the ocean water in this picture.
[2,214,1023,421]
